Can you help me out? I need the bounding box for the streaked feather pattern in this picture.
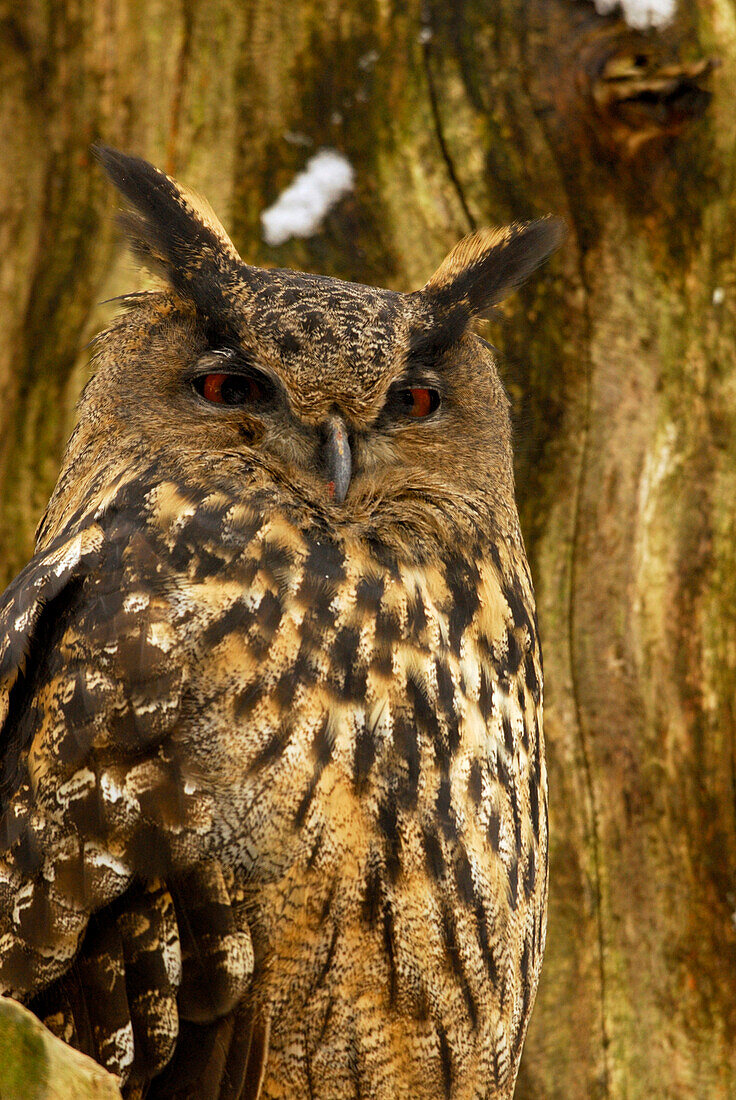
[0,148,560,1098]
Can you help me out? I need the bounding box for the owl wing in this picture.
[0,522,106,806]
[0,509,256,1093]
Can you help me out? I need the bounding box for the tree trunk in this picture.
[1,1,734,1096]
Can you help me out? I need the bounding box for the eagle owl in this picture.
[0,148,561,1099]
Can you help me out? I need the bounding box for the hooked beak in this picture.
[323,415,352,504]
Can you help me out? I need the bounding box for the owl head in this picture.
[42,149,562,554]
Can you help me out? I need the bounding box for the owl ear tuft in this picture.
[419,218,565,344]
[94,145,243,314]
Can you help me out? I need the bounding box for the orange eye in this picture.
[195,372,271,406]
[383,384,441,422]
[202,373,228,403]
[407,387,437,418]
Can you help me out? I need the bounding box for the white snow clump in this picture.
[261,150,355,247]
[592,0,676,30]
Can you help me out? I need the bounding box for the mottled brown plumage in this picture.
[0,149,562,1098]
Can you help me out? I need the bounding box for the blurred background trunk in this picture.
[1,0,734,1096]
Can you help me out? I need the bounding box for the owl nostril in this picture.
[323,416,352,504]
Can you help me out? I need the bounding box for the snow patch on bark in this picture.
[261,150,355,247]
[592,0,676,30]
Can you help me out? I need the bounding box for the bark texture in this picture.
[1,1,735,1097]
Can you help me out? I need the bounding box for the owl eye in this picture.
[387,385,441,420]
[193,371,272,407]
[404,387,440,418]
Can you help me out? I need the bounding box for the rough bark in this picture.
[1,1,734,1097]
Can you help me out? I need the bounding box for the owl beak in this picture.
[324,415,352,504]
